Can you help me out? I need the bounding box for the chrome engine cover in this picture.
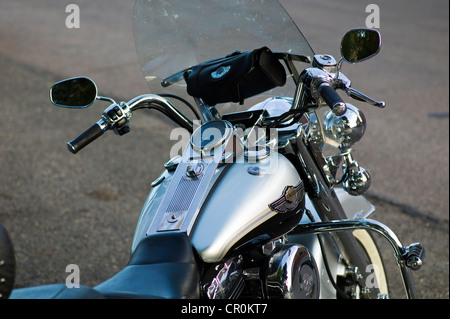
[205,256,245,299]
[266,244,320,299]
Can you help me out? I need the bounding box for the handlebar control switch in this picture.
[300,67,347,116]
[103,102,132,136]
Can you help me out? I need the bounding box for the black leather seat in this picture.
[94,232,199,299]
[5,223,103,299]
[9,284,105,299]
[9,232,199,299]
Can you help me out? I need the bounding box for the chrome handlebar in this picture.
[67,94,194,154]
[67,66,385,154]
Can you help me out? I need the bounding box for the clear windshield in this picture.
[132,0,315,115]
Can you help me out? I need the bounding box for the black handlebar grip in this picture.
[319,83,347,116]
[67,123,105,154]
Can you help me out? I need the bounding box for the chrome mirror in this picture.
[340,28,381,64]
[50,77,97,108]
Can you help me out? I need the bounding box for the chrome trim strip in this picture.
[146,121,234,236]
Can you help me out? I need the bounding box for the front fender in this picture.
[333,187,375,219]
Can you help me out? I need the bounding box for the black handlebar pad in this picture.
[319,83,347,116]
[67,123,105,154]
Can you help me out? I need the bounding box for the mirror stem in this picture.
[97,96,116,104]
[335,58,345,80]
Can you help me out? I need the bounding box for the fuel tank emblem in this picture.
[269,181,305,214]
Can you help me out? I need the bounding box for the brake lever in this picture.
[344,86,386,108]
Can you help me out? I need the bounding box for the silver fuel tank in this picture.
[131,121,304,263]
[191,150,303,262]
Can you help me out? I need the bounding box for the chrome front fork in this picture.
[292,218,424,299]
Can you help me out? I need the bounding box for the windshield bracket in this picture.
[274,52,311,85]
[194,97,221,122]
[161,68,192,88]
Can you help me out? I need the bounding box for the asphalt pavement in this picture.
[0,0,448,298]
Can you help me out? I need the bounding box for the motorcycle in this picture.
[3,0,424,299]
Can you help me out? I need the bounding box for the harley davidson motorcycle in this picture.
[2,0,425,299]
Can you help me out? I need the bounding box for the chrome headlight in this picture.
[323,103,366,150]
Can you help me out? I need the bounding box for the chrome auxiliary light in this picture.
[324,103,371,195]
